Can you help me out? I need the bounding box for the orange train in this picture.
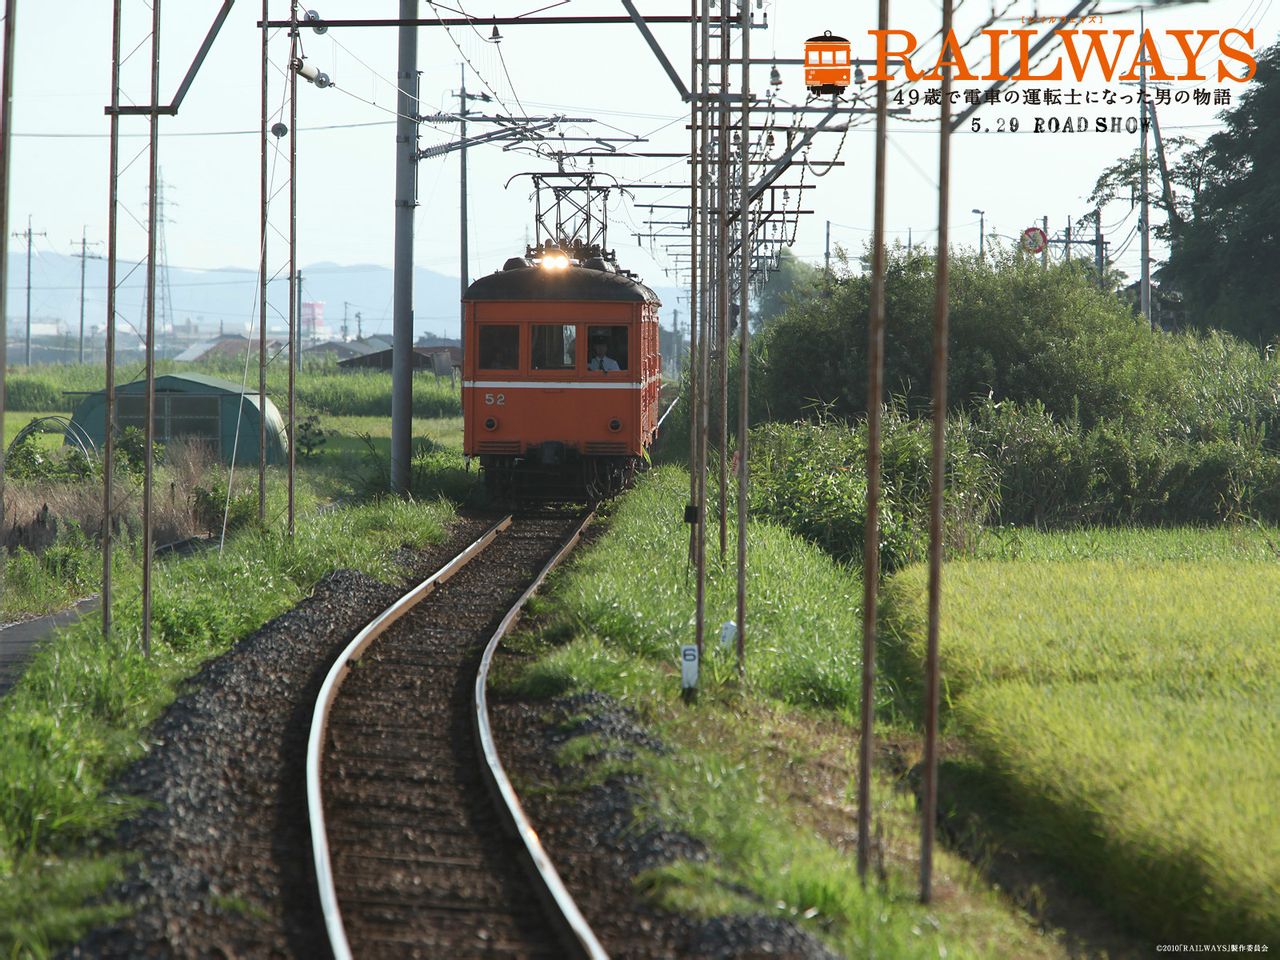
[462,241,662,500]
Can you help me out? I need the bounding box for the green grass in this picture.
[3,362,461,419]
[884,542,1280,945]
[3,413,65,452]
[504,467,1070,958]
[528,468,865,713]
[0,497,455,955]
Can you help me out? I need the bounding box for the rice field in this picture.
[885,533,1280,945]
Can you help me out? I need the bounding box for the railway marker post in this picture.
[680,644,700,702]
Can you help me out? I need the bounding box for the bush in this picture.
[754,248,1280,441]
[191,479,258,536]
[966,398,1280,526]
[750,409,997,572]
[5,430,98,484]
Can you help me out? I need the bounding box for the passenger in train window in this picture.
[588,335,620,372]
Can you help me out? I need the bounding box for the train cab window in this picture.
[807,50,820,64]
[587,325,628,373]
[835,50,848,64]
[478,324,519,370]
[821,50,834,64]
[531,324,576,370]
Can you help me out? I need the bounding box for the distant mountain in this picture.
[3,251,687,350]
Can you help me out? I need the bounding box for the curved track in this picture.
[307,510,605,959]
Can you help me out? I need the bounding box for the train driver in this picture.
[588,336,620,373]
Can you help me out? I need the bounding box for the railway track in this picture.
[306,509,605,960]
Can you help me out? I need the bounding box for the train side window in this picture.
[587,325,628,372]
[478,324,519,370]
[531,324,576,370]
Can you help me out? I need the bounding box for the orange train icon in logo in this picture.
[805,30,852,95]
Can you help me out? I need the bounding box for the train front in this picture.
[462,242,661,500]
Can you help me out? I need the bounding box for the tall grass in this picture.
[3,362,460,418]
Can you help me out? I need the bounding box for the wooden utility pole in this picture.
[13,216,47,364]
[72,228,102,363]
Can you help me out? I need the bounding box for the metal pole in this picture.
[259,0,268,524]
[1095,208,1104,291]
[287,7,297,534]
[103,0,122,640]
[459,63,468,352]
[1041,215,1048,270]
[694,0,711,659]
[142,0,163,658]
[23,216,32,364]
[687,0,700,571]
[389,0,417,495]
[824,218,830,273]
[859,0,890,881]
[0,0,15,536]
[78,229,88,363]
[735,0,750,680]
[977,212,984,261]
[716,0,729,563]
[1139,9,1151,329]
[921,0,953,906]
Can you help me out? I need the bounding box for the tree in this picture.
[1160,41,1280,343]
[1087,41,1280,343]
[754,247,822,328]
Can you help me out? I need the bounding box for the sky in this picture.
[2,0,1278,340]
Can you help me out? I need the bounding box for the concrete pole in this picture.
[390,0,418,495]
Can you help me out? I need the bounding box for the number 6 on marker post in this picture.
[680,644,699,691]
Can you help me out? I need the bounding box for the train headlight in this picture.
[484,417,499,431]
[541,252,570,270]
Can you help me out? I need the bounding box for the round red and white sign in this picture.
[1021,226,1048,254]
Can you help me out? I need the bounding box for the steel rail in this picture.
[474,508,607,960]
[307,514,513,960]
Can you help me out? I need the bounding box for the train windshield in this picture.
[478,324,519,370]
[532,324,576,370]
[587,325,628,372]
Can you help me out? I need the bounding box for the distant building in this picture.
[337,346,460,372]
[173,333,286,363]
[301,301,326,340]
[304,339,380,362]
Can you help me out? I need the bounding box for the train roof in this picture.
[465,262,660,304]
